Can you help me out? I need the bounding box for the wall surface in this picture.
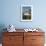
[0,0,46,43]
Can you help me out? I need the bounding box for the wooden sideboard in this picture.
[2,31,45,46]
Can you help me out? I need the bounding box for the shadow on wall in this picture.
[0,24,7,43]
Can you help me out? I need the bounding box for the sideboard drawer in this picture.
[32,36,44,44]
[3,32,23,36]
[24,32,44,36]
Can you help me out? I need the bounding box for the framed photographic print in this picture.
[21,5,33,21]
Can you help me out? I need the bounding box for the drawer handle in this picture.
[9,38,13,40]
[32,39,36,40]
[9,38,12,40]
